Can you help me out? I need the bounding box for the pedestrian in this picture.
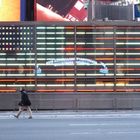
[14,88,32,119]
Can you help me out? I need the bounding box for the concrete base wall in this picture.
[0,92,140,110]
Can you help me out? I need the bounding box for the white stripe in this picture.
[71,131,140,135]
[69,123,136,126]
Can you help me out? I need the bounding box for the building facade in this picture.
[0,21,140,110]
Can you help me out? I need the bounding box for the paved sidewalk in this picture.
[1,110,140,119]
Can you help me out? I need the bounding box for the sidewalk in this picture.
[1,110,140,119]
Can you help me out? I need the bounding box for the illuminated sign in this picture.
[36,0,87,21]
[0,0,20,21]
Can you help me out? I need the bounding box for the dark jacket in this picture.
[18,90,31,106]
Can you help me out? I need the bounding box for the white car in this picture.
[46,57,108,74]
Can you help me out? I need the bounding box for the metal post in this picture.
[83,0,93,21]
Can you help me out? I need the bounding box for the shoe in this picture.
[13,115,18,119]
[28,116,32,119]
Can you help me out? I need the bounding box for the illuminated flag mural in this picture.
[0,26,35,52]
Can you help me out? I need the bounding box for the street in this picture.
[0,110,140,140]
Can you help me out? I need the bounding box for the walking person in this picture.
[14,88,32,119]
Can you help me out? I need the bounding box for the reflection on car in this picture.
[46,58,108,74]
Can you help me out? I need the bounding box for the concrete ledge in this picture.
[0,92,140,110]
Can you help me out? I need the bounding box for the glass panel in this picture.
[0,25,35,92]
[75,26,114,92]
[116,26,140,92]
[36,26,75,92]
